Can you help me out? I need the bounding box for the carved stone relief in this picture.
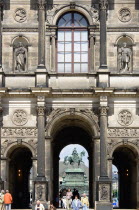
[108,128,138,138]
[118,8,131,22]
[99,184,110,201]
[12,110,28,126]
[35,184,46,201]
[117,110,133,126]
[14,8,27,23]
[2,127,37,137]
[1,138,37,156]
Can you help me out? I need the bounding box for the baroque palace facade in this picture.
[0,0,139,209]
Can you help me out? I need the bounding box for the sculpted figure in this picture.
[118,42,132,73]
[15,42,27,72]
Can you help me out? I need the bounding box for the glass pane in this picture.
[65,63,72,73]
[65,42,72,51]
[80,18,88,27]
[58,31,64,41]
[65,20,72,27]
[63,13,72,23]
[81,31,88,41]
[65,53,72,62]
[81,52,88,62]
[58,18,66,27]
[81,42,88,51]
[74,20,81,27]
[74,42,80,51]
[58,63,64,73]
[74,53,81,62]
[74,13,82,22]
[58,42,64,51]
[81,63,88,73]
[74,31,80,41]
[65,31,72,41]
[58,52,64,62]
[74,63,80,73]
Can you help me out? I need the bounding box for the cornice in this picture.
[3,28,38,32]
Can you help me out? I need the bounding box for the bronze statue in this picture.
[64,148,85,166]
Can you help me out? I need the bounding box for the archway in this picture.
[53,126,94,207]
[8,147,32,209]
[112,146,137,209]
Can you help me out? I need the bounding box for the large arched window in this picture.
[57,12,89,73]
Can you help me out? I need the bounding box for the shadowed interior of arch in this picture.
[8,147,32,209]
[112,146,137,209]
[52,126,94,208]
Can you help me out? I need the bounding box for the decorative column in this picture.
[99,0,108,68]
[34,96,47,207]
[0,1,4,87]
[95,96,112,210]
[97,0,109,88]
[36,0,48,87]
[89,31,95,72]
[45,136,53,202]
[0,101,3,190]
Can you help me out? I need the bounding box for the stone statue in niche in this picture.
[15,42,27,72]
[118,42,132,73]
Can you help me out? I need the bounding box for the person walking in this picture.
[71,196,82,210]
[81,193,89,210]
[4,190,12,210]
[66,189,72,210]
[0,190,5,210]
[35,200,45,210]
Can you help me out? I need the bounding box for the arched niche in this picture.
[116,35,134,74]
[11,36,30,73]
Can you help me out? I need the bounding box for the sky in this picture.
[59,144,89,167]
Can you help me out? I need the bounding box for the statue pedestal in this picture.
[61,168,88,195]
[95,178,112,210]
[35,65,48,87]
[32,177,48,210]
[97,67,110,88]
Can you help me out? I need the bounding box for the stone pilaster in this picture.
[45,136,53,202]
[95,96,112,210]
[36,0,48,87]
[34,96,47,208]
[97,0,109,88]
[0,101,3,190]
[0,1,4,87]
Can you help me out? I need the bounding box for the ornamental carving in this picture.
[118,110,133,126]
[99,184,110,201]
[99,106,109,116]
[37,106,46,116]
[1,138,37,156]
[2,127,37,137]
[35,184,46,201]
[12,110,28,126]
[108,128,138,138]
[118,8,131,22]
[99,0,108,10]
[14,8,27,23]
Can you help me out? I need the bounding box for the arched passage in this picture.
[112,146,137,209]
[52,126,94,207]
[8,147,32,209]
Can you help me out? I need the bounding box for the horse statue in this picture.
[63,148,85,166]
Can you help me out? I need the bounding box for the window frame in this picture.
[56,12,90,74]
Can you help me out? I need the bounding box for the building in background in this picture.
[0,0,139,210]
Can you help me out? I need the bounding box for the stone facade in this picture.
[0,0,139,209]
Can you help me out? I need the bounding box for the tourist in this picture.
[49,202,56,210]
[71,196,82,210]
[81,193,89,210]
[4,190,12,210]
[0,190,5,210]
[35,200,44,210]
[66,188,72,210]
